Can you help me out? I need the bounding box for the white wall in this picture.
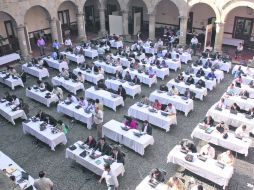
[58,1,77,23]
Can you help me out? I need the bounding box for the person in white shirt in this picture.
[157,38,163,47]
[169,85,179,95]
[190,36,198,55]
[52,86,63,100]
[64,37,72,47]
[99,164,119,190]
[60,68,69,78]
[164,103,176,115]
[79,97,88,108]
[66,94,78,104]
[98,66,104,75]
[37,80,46,90]
[199,143,215,159]
[11,95,20,106]
[34,171,53,190]
[216,98,226,109]
[77,72,85,83]
[235,125,249,138]
[218,150,235,166]
[235,43,243,59]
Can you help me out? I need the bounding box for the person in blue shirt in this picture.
[207,71,216,80]
[52,39,60,52]
[51,51,58,60]
[233,66,244,78]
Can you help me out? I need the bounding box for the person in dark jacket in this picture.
[141,120,152,135]
[94,137,111,156]
[117,85,127,100]
[84,135,97,149]
[111,147,125,164]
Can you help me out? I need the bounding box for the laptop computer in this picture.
[133,131,143,137]
[197,155,207,162]
[79,150,87,158]
[121,126,129,131]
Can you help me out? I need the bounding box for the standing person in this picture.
[99,164,119,190]
[93,107,104,138]
[37,37,46,56]
[64,37,72,49]
[235,43,243,59]
[34,171,53,190]
[190,35,198,56]
[52,39,60,52]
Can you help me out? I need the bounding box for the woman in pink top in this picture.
[124,117,138,129]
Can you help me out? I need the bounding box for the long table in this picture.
[192,65,224,82]
[200,58,232,73]
[167,79,208,101]
[73,68,104,85]
[102,120,154,156]
[66,141,125,176]
[0,151,35,189]
[128,103,177,132]
[122,69,157,87]
[0,72,24,90]
[42,57,69,71]
[191,124,252,156]
[167,145,234,189]
[223,94,254,111]
[85,87,124,112]
[232,65,254,77]
[57,102,93,129]
[0,53,20,66]
[157,57,181,71]
[149,90,193,116]
[26,88,59,107]
[0,101,27,125]
[94,60,123,74]
[22,120,67,151]
[84,48,98,59]
[105,79,141,99]
[111,55,132,68]
[52,76,84,95]
[135,176,168,190]
[235,84,254,99]
[60,51,85,64]
[206,104,254,130]
[22,63,49,80]
[138,63,169,80]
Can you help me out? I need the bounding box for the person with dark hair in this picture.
[3,92,13,102]
[141,120,152,135]
[203,115,214,127]
[55,120,68,134]
[149,168,165,182]
[132,75,140,84]
[95,99,103,111]
[186,75,195,84]
[235,125,249,138]
[111,146,125,164]
[94,137,110,156]
[117,85,127,100]
[99,164,119,190]
[191,184,203,190]
[44,82,53,92]
[84,135,97,149]
[166,176,185,190]
[37,80,46,90]
[180,139,197,153]
[66,94,78,104]
[34,171,53,190]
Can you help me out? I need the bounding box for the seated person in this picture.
[79,97,88,108]
[44,115,57,126]
[132,75,140,84]
[147,67,155,78]
[115,58,121,66]
[186,75,194,85]
[217,150,235,166]
[93,65,99,73]
[199,143,215,159]
[8,66,18,76]
[226,83,237,96]
[123,116,138,129]
[166,176,185,190]
[84,135,97,149]
[215,121,229,134]
[60,68,69,78]
[233,66,244,78]
[97,79,107,90]
[184,88,195,99]
[203,115,214,127]
[52,86,63,101]
[115,70,123,79]
[124,71,132,82]
[216,98,226,109]
[230,103,241,113]
[76,72,85,83]
[196,68,205,77]
[2,92,13,102]
[169,85,179,95]
[110,146,125,164]
[177,73,184,81]
[51,51,58,60]
[235,125,249,139]
[94,137,110,156]
[66,94,79,104]
[239,90,249,98]
[141,120,152,135]
[55,120,68,134]
[207,71,216,80]
[196,79,205,88]
[164,103,176,116]
[117,85,127,100]
[37,80,46,90]
[11,95,20,107]
[35,110,47,121]
[180,139,197,153]
[234,76,242,87]
[45,82,53,92]
[149,168,165,183]
[247,107,254,117]
[140,95,150,105]
[98,66,104,75]
[153,99,162,110]
[184,64,194,74]
[159,84,168,92]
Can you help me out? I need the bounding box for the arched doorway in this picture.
[24,6,51,51]
[57,1,78,40]
[0,12,18,55]
[189,3,217,46]
[84,0,101,34]
[105,0,121,31]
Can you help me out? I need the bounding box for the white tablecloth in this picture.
[84,49,98,59]
[241,75,254,85]
[60,51,85,64]
[223,94,254,111]
[167,145,234,188]
[22,120,67,151]
[167,79,208,101]
[105,79,141,99]
[112,55,132,68]
[73,68,104,84]
[201,58,232,73]
[128,103,177,132]
[192,65,224,83]
[122,69,157,87]
[135,176,169,190]
[232,65,254,77]
[138,63,169,80]
[234,84,254,99]
[52,76,84,95]
[191,124,252,156]
[0,102,27,125]
[143,46,155,54]
[42,57,69,71]
[66,141,125,176]
[110,40,123,49]
[158,57,181,71]
[57,102,93,129]
[94,60,123,74]
[149,91,193,116]
[26,88,59,107]
[0,72,24,90]
[102,120,154,155]
[182,73,216,91]
[0,151,35,189]
[0,53,20,66]
[22,64,49,80]
[85,87,124,111]
[133,52,146,62]
[206,104,254,130]
[179,52,192,64]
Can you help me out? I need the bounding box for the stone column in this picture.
[149,13,156,41]
[179,16,188,46]
[50,18,58,42]
[122,10,129,36]
[99,8,106,36]
[214,22,225,52]
[16,25,29,59]
[77,12,87,41]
